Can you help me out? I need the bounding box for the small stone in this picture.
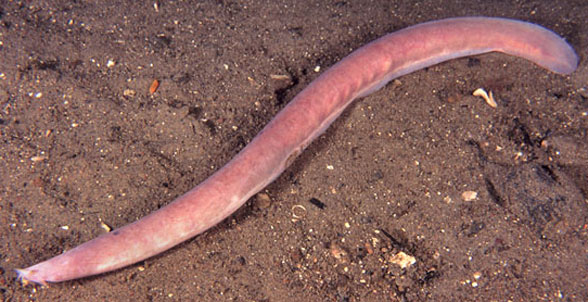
[330,242,349,263]
[391,79,402,88]
[123,89,136,97]
[254,193,271,209]
[461,191,478,201]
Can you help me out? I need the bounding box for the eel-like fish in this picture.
[17,17,578,285]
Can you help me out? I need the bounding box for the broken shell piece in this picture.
[100,221,112,232]
[30,156,47,162]
[270,74,291,81]
[461,191,478,201]
[473,88,497,108]
[123,89,136,97]
[388,251,416,269]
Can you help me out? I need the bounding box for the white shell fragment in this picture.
[100,221,112,232]
[473,88,497,108]
[461,191,478,201]
[388,251,416,269]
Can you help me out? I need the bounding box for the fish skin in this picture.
[17,17,577,284]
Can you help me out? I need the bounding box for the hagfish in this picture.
[17,17,578,284]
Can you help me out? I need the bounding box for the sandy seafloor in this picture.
[1,0,587,301]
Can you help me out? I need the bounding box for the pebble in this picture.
[254,193,271,209]
[461,191,478,201]
[330,242,349,263]
[123,89,136,97]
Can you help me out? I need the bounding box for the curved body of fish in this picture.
[17,17,578,285]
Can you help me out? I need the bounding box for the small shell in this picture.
[473,88,497,108]
[100,221,112,232]
[291,204,307,221]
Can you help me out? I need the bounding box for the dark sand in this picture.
[1,0,587,301]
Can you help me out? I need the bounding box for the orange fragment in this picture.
[149,79,159,94]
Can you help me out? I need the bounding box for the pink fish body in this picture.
[17,17,578,285]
